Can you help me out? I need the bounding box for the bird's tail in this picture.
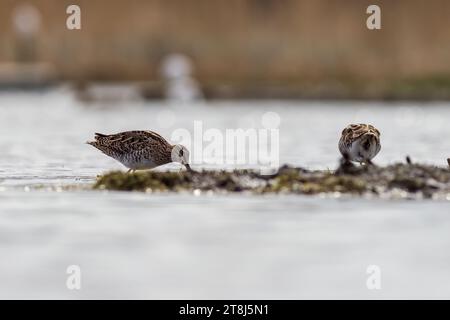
[86,133,108,145]
[94,132,108,139]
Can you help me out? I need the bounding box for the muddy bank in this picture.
[93,160,450,199]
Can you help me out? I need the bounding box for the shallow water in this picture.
[0,89,450,299]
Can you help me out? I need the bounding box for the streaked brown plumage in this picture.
[339,124,381,164]
[87,130,191,172]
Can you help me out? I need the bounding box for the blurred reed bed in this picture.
[0,0,450,99]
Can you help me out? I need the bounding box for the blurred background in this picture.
[1,0,450,99]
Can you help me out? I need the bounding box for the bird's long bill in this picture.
[184,163,193,172]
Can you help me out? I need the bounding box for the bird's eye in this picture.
[179,149,184,157]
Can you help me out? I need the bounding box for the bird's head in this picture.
[171,144,192,171]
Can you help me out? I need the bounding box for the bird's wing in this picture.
[344,124,369,140]
[93,130,171,154]
[367,125,381,137]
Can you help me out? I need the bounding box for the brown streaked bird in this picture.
[87,130,192,172]
[338,124,381,164]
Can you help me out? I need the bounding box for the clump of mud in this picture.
[93,159,450,199]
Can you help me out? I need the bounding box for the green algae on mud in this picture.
[93,162,450,199]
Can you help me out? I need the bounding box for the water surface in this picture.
[0,90,449,298]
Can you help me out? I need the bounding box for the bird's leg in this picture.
[127,169,132,173]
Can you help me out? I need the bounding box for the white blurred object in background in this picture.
[1,4,56,88]
[160,54,203,103]
[12,4,42,37]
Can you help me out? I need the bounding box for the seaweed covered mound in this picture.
[94,170,266,193]
[93,162,450,199]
